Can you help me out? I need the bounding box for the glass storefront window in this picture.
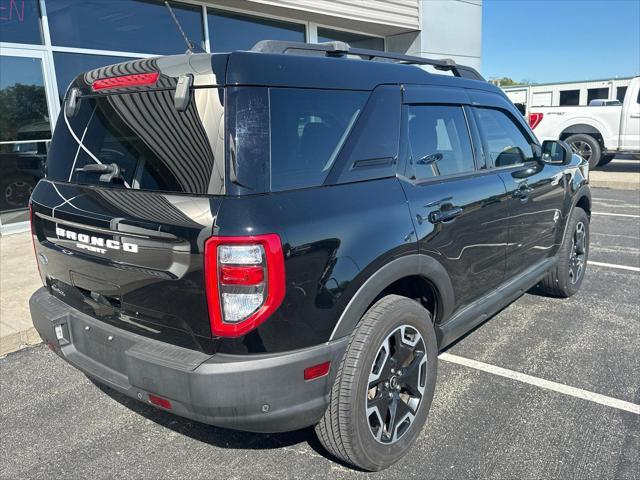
[0,55,50,226]
[208,8,305,52]
[45,0,204,55]
[317,27,384,51]
[0,0,43,45]
[0,56,51,142]
[53,52,134,102]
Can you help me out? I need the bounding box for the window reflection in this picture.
[0,0,43,45]
[0,55,50,223]
[317,27,384,51]
[45,0,204,55]
[0,56,50,142]
[208,8,305,52]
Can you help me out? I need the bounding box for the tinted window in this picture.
[45,0,204,54]
[616,86,627,102]
[47,88,224,194]
[559,89,579,106]
[475,108,534,167]
[0,0,42,44]
[406,105,474,180]
[208,9,304,52]
[53,52,134,103]
[317,27,384,51]
[270,89,367,191]
[587,87,609,104]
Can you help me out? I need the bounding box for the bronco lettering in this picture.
[55,227,139,253]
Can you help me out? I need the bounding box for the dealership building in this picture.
[0,0,482,235]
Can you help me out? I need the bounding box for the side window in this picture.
[475,108,535,167]
[269,89,367,191]
[406,105,475,180]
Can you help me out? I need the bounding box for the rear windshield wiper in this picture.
[75,163,124,184]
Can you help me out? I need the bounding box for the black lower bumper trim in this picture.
[30,287,348,433]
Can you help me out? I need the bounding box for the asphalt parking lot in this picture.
[1,186,638,479]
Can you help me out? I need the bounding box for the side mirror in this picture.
[541,140,572,164]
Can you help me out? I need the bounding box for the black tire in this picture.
[597,153,615,167]
[539,207,589,297]
[315,295,438,471]
[566,134,601,169]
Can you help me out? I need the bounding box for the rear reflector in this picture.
[220,265,264,285]
[304,361,331,381]
[148,394,172,409]
[528,112,544,129]
[92,72,159,91]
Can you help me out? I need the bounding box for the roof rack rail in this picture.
[250,40,485,81]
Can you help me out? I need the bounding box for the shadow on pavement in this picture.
[89,377,353,467]
[599,156,640,173]
[90,378,314,449]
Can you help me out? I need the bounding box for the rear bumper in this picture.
[30,287,348,433]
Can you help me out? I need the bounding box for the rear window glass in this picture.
[47,88,225,195]
[227,87,368,193]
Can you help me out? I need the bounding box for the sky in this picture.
[482,0,640,84]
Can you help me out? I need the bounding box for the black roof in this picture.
[74,41,501,97]
[225,51,489,92]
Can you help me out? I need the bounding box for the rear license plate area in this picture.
[69,318,130,375]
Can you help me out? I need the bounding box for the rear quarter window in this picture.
[227,87,368,193]
[269,88,367,191]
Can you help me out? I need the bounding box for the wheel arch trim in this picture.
[329,254,455,341]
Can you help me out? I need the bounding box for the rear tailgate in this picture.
[31,183,221,352]
[31,55,226,352]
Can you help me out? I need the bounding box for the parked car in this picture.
[528,76,640,168]
[588,99,622,106]
[29,41,591,471]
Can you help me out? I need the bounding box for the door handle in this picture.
[513,183,533,200]
[428,206,463,224]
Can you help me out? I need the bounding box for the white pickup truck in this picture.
[528,76,640,168]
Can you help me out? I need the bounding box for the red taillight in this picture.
[528,112,544,129]
[92,72,159,91]
[204,234,285,338]
[148,394,172,409]
[304,361,331,381]
[220,265,264,285]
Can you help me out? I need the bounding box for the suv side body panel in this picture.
[213,178,417,353]
[398,86,510,310]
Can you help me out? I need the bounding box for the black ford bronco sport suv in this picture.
[29,41,591,471]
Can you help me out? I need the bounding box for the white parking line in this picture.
[592,212,640,218]
[588,260,640,272]
[439,353,640,415]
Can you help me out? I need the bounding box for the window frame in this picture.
[401,102,480,185]
[471,106,539,171]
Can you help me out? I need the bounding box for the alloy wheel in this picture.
[366,325,428,444]
[570,141,592,162]
[569,221,586,284]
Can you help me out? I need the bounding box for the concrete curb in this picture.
[0,327,42,357]
[589,179,640,190]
